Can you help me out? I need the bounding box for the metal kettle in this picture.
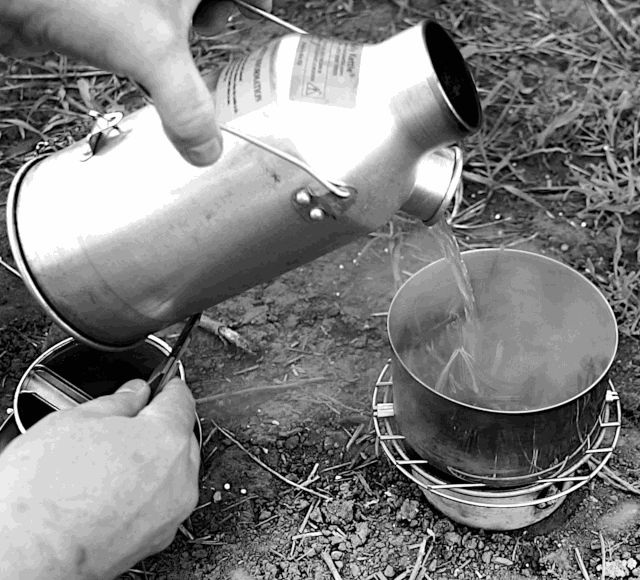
[7,20,482,350]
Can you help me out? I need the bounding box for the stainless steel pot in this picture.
[388,249,618,487]
[4,336,202,452]
[7,20,480,351]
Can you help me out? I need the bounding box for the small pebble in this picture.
[213,491,222,503]
[224,483,231,490]
[383,565,395,578]
[444,532,462,546]
[560,243,569,252]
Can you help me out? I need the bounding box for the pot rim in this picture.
[387,248,619,415]
[12,336,199,439]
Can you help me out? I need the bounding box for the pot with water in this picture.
[388,248,618,488]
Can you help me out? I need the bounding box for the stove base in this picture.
[373,362,621,531]
[411,463,569,530]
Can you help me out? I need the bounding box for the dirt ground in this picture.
[2,0,640,579]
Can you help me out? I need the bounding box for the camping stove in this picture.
[372,362,621,531]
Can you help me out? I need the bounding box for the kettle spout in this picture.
[400,147,463,225]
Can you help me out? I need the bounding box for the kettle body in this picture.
[7,20,481,350]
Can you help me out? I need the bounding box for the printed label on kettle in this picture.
[289,37,362,108]
[215,39,280,122]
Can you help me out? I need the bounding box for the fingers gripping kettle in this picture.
[7,20,482,350]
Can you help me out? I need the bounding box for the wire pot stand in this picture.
[372,361,621,515]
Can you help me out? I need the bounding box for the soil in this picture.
[2,1,640,580]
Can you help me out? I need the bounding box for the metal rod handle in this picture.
[220,125,352,199]
[232,0,308,34]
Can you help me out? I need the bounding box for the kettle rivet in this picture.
[295,190,312,206]
[309,208,325,221]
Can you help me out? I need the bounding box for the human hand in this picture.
[0,0,272,166]
[0,378,200,580]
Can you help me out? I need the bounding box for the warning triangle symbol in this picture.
[306,82,322,97]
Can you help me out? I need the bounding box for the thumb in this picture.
[77,379,151,418]
[139,48,223,166]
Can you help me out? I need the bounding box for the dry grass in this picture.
[1,0,639,333]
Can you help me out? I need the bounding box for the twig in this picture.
[298,464,320,492]
[409,538,428,580]
[3,71,115,80]
[355,472,374,496]
[321,551,343,580]
[322,461,352,473]
[192,501,211,513]
[204,445,218,464]
[353,235,382,264]
[0,257,22,279]
[596,0,640,43]
[269,547,287,559]
[198,314,256,354]
[178,524,195,541]
[221,495,258,512]
[10,327,39,349]
[233,364,260,376]
[597,465,640,495]
[511,536,521,561]
[201,425,218,449]
[345,423,365,452]
[211,419,331,501]
[575,547,592,580]
[195,376,327,404]
[599,532,606,580]
[586,1,626,54]
[255,514,279,527]
[291,531,323,541]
